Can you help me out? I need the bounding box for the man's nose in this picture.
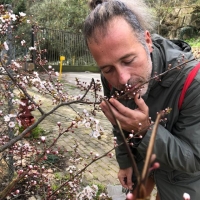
[117,69,130,85]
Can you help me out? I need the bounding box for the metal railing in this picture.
[37,28,95,66]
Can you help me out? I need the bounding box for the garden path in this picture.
[31,72,120,186]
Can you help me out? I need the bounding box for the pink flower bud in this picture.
[95,153,99,158]
[15,190,20,194]
[54,151,58,154]
[43,155,47,160]
[41,136,46,142]
[18,169,23,175]
[28,165,33,169]
[129,134,133,138]
[107,153,114,158]
[183,193,190,200]
[57,121,61,126]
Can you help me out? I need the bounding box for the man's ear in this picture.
[145,31,153,53]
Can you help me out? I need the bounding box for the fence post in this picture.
[59,56,65,80]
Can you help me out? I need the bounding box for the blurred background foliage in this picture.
[1,0,199,65]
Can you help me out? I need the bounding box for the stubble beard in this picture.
[117,55,152,97]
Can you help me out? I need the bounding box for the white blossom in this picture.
[21,40,26,46]
[81,119,86,125]
[66,165,76,171]
[8,121,15,128]
[3,41,9,50]
[4,115,10,122]
[9,114,17,118]
[10,14,17,21]
[83,109,88,114]
[95,119,99,124]
[0,17,5,23]
[19,101,26,106]
[19,12,26,17]
[85,122,90,128]
[17,120,22,127]
[90,130,100,138]
[29,46,36,50]
[76,185,98,200]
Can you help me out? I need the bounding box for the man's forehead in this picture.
[88,17,133,44]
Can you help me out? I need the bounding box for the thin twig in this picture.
[102,99,140,180]
[136,112,161,199]
[48,145,115,198]
[0,79,96,152]
[141,113,161,185]
[118,58,196,100]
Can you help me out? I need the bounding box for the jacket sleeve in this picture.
[137,79,200,173]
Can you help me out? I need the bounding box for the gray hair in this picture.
[83,0,156,46]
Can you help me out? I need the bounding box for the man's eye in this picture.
[123,59,134,65]
[102,67,112,74]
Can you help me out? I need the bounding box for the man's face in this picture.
[87,17,153,97]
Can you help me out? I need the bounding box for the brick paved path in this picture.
[28,72,157,199]
[30,72,120,186]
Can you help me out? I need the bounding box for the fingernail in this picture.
[138,95,140,99]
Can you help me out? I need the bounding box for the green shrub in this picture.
[185,37,200,47]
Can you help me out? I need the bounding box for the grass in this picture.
[185,37,200,47]
[18,125,45,139]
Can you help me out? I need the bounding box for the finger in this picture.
[109,98,133,117]
[100,100,117,125]
[134,93,149,114]
[150,154,156,163]
[118,175,128,188]
[126,174,133,190]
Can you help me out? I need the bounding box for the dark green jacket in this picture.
[101,34,200,199]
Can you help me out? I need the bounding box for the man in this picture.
[83,0,200,199]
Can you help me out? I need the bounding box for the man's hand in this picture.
[118,167,133,190]
[100,94,150,133]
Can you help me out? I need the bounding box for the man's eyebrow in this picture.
[119,53,134,60]
[99,53,134,69]
[99,65,111,70]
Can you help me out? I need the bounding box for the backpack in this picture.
[178,62,200,109]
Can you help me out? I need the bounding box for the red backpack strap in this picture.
[178,62,200,110]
